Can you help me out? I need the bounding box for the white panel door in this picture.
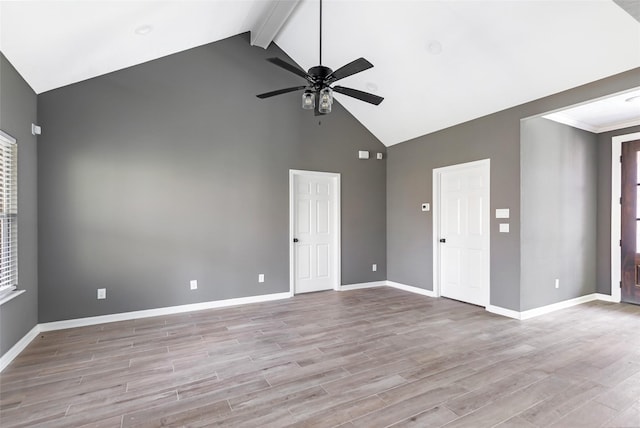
[438,161,489,306]
[293,173,336,293]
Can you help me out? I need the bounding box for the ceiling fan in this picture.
[256,0,383,115]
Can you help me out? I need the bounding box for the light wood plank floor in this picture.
[1,287,640,427]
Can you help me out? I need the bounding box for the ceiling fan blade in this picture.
[326,58,373,83]
[333,86,384,105]
[266,57,310,80]
[256,86,307,99]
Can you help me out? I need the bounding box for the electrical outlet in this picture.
[190,280,198,290]
[555,279,560,289]
[372,264,377,272]
[97,288,106,299]
[258,274,265,283]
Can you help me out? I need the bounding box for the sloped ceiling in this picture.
[1,0,639,146]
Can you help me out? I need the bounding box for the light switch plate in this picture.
[376,153,383,160]
[499,223,510,233]
[496,209,510,219]
[358,151,370,159]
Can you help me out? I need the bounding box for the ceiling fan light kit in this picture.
[302,90,315,110]
[319,88,333,113]
[256,0,383,115]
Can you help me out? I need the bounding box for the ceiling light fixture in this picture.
[302,90,316,110]
[318,87,333,114]
[134,25,153,36]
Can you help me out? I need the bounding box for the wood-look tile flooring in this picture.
[2,288,640,427]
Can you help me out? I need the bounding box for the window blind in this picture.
[0,130,17,299]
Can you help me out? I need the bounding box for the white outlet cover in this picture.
[499,223,510,233]
[97,288,106,299]
[372,264,377,272]
[376,153,383,160]
[421,203,430,212]
[258,274,265,283]
[190,280,197,290]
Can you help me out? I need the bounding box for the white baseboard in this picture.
[386,280,437,297]
[488,293,613,320]
[486,304,521,319]
[379,283,619,322]
[0,324,40,372]
[519,294,598,320]
[595,293,619,303]
[339,281,386,291]
[384,282,618,321]
[39,292,292,332]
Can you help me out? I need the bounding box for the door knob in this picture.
[293,238,299,243]
[439,239,446,243]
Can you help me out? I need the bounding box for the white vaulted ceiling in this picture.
[1,0,639,146]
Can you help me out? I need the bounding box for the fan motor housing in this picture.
[308,65,333,82]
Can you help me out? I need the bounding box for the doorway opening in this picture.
[534,87,640,303]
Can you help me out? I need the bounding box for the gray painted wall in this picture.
[37,34,386,322]
[596,124,640,295]
[0,54,38,356]
[387,67,640,312]
[520,118,597,311]
[387,109,522,310]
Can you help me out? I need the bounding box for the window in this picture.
[0,130,17,301]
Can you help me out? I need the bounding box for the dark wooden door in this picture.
[621,139,640,305]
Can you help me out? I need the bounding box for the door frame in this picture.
[612,132,640,303]
[289,169,341,296]
[432,159,491,305]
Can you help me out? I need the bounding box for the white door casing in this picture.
[289,170,340,294]
[433,159,490,307]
